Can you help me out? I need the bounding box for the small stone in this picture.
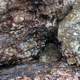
[16,76,32,80]
[50,68,57,75]
[73,32,78,36]
[14,15,24,23]
[0,0,8,13]
[24,51,31,57]
[4,47,17,56]
[45,74,52,80]
[34,76,41,80]
[34,74,44,80]
[67,57,77,65]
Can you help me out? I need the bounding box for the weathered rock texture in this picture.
[0,0,75,66]
[58,0,80,66]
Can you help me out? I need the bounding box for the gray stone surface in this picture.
[58,0,80,65]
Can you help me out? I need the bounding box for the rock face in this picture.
[0,0,75,66]
[58,0,80,65]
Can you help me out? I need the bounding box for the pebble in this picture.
[16,76,32,80]
[67,57,77,65]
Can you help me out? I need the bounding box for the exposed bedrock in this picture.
[0,0,75,66]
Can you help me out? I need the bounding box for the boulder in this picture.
[58,0,80,65]
[0,0,75,66]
